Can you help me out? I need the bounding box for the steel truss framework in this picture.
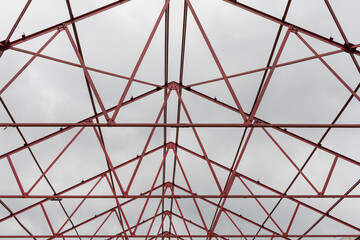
[0,0,359,239]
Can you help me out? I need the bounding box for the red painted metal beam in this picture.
[3,122,360,128]
[0,234,359,238]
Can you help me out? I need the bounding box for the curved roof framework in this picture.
[0,0,360,239]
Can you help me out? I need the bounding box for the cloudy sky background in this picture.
[0,0,360,239]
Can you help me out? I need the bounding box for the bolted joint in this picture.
[167,81,180,90]
[0,41,11,53]
[253,119,262,124]
[244,118,253,126]
[165,181,173,188]
[343,42,356,53]
[289,25,299,33]
[57,23,67,31]
[107,119,115,126]
[84,119,93,125]
[166,142,176,150]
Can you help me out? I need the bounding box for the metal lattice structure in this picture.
[1,0,360,239]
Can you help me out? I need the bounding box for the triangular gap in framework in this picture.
[132,13,165,87]
[255,56,351,126]
[0,217,33,236]
[228,71,266,114]
[105,0,170,123]
[214,206,274,237]
[173,89,227,192]
[127,164,170,228]
[113,146,165,191]
[0,1,29,40]
[237,128,308,194]
[0,29,61,94]
[181,84,244,123]
[268,199,303,237]
[182,0,249,120]
[73,0,165,78]
[138,185,175,236]
[121,133,168,195]
[0,199,12,218]
[182,2,224,86]
[173,146,221,195]
[261,127,317,170]
[184,0,281,76]
[170,211,207,236]
[33,127,112,193]
[321,127,360,164]
[0,48,37,88]
[145,210,184,237]
[317,149,360,195]
[106,92,172,195]
[169,148,212,229]
[273,29,319,65]
[2,52,96,124]
[51,174,105,220]
[37,200,74,234]
[11,0,69,42]
[224,177,285,234]
[171,182,220,231]
[100,127,164,170]
[73,208,121,236]
[67,198,117,233]
[222,204,277,237]
[166,188,208,236]
[287,175,337,213]
[329,0,360,44]
[186,127,246,171]
[40,27,82,63]
[321,51,360,90]
[260,126,329,195]
[120,184,169,233]
[300,149,341,196]
[234,176,286,235]
[329,187,360,229]
[286,0,343,43]
[0,157,24,197]
[291,204,359,237]
[274,25,339,66]
[0,99,33,152]
[293,31,360,94]
[136,211,164,237]
[6,148,54,195]
[175,123,203,156]
[332,78,360,125]
[14,200,60,235]
[112,86,164,124]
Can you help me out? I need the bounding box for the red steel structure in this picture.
[0,0,360,239]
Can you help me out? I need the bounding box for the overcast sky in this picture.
[0,0,360,239]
